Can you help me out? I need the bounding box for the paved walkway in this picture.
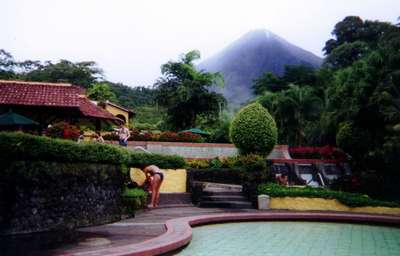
[41,206,400,256]
[52,206,258,255]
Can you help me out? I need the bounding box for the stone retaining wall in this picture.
[0,161,125,235]
[107,141,290,160]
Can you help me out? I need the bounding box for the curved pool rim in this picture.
[57,211,400,256]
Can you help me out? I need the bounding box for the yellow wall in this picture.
[269,197,400,216]
[105,104,130,125]
[130,168,187,193]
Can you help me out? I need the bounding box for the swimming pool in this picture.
[177,221,400,256]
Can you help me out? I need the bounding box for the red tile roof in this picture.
[0,80,121,122]
[79,97,121,121]
[0,80,84,107]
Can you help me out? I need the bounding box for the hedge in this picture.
[257,183,400,208]
[122,187,148,213]
[128,153,186,169]
[0,132,129,165]
[230,103,277,156]
[187,168,246,185]
[186,154,267,169]
[0,132,186,169]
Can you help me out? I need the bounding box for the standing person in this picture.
[93,131,105,143]
[116,123,130,146]
[77,131,85,144]
[143,165,164,208]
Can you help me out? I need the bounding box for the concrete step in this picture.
[147,193,192,206]
[202,190,244,196]
[199,201,253,209]
[203,190,243,196]
[201,195,248,202]
[202,182,242,192]
[203,188,243,194]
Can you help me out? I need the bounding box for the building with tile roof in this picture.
[0,80,123,129]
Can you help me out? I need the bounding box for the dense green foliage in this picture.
[108,82,156,108]
[0,132,185,169]
[188,168,246,185]
[25,60,101,88]
[87,83,117,102]
[132,106,163,129]
[257,183,399,208]
[230,103,277,156]
[128,152,186,169]
[254,16,400,200]
[154,50,226,130]
[121,187,148,213]
[187,154,267,169]
[0,132,130,165]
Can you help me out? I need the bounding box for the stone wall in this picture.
[107,141,237,159]
[106,141,291,160]
[0,161,124,235]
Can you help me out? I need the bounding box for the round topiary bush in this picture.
[230,103,278,156]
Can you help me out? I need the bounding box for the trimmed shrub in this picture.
[0,132,130,165]
[187,168,246,185]
[187,159,210,169]
[0,132,186,169]
[230,103,277,156]
[121,187,148,214]
[128,152,186,169]
[186,154,267,169]
[257,183,400,208]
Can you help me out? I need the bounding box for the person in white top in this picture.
[116,123,130,146]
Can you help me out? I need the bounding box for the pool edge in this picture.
[57,211,400,256]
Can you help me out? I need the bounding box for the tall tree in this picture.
[24,60,102,88]
[258,85,322,145]
[87,83,117,102]
[154,50,226,130]
[0,49,17,79]
[252,72,284,94]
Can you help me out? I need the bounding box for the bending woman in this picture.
[143,165,164,208]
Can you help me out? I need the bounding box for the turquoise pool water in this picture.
[177,222,400,256]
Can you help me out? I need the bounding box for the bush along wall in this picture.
[0,132,185,235]
[257,183,400,208]
[121,188,148,215]
[230,103,277,156]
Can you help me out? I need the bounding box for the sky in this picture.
[1,0,399,87]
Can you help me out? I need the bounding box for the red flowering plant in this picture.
[45,121,80,140]
[177,132,204,143]
[289,145,347,160]
[158,131,204,142]
[103,129,205,143]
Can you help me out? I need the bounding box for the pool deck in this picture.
[52,207,400,256]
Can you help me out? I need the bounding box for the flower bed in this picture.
[289,145,347,160]
[103,130,204,143]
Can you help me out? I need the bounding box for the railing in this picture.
[133,146,152,154]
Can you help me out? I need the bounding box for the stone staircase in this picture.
[197,182,253,209]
